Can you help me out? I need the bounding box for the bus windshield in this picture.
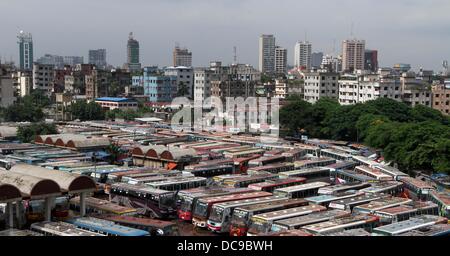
[193,202,209,218]
[231,210,248,227]
[209,206,225,223]
[159,194,176,209]
[179,197,193,212]
[248,219,269,234]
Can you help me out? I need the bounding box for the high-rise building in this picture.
[165,66,194,99]
[311,52,324,69]
[342,39,365,72]
[63,56,84,67]
[258,34,276,73]
[274,46,287,74]
[36,54,64,68]
[364,50,378,72]
[294,41,312,69]
[89,49,107,69]
[32,63,55,96]
[173,46,192,67]
[126,32,141,72]
[17,31,33,70]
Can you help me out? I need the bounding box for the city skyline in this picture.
[1,0,450,71]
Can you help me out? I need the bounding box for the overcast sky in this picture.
[1,0,450,71]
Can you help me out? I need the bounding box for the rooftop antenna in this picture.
[233,46,237,64]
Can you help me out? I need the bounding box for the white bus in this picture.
[273,182,330,198]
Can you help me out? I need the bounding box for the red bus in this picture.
[177,187,255,221]
[192,191,272,228]
[233,155,262,174]
[247,178,306,193]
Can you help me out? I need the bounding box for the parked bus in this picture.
[354,166,393,181]
[294,158,336,169]
[328,193,387,211]
[320,148,353,161]
[192,191,272,228]
[398,224,450,236]
[177,187,255,221]
[67,217,150,236]
[213,174,245,184]
[247,204,327,236]
[372,215,448,236]
[184,165,234,178]
[327,161,358,179]
[248,155,286,167]
[371,201,439,224]
[146,176,207,191]
[30,221,103,236]
[334,169,377,183]
[351,155,379,167]
[270,209,351,232]
[106,169,171,184]
[359,181,404,196]
[229,199,309,236]
[268,229,313,237]
[353,197,413,214]
[278,168,332,183]
[273,182,330,199]
[301,214,380,235]
[109,183,177,219]
[247,178,306,193]
[326,228,372,236]
[184,158,234,170]
[247,163,295,175]
[428,191,450,218]
[69,196,137,216]
[223,173,278,188]
[97,215,179,236]
[0,229,42,236]
[318,182,370,195]
[305,191,364,207]
[398,176,435,200]
[207,196,287,233]
[373,165,408,181]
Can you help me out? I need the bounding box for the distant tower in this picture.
[17,31,33,70]
[127,32,141,72]
[294,41,312,69]
[173,44,192,67]
[342,39,365,72]
[233,46,237,64]
[259,34,276,73]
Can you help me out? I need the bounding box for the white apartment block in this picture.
[294,41,312,69]
[259,34,276,73]
[14,71,32,97]
[342,39,365,72]
[275,46,287,74]
[194,68,214,102]
[304,72,339,103]
[165,66,194,99]
[274,79,288,99]
[32,63,55,96]
[400,73,432,107]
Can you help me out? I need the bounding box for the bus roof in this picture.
[252,205,327,222]
[274,209,350,227]
[111,183,174,195]
[353,197,412,212]
[198,192,272,204]
[234,198,308,212]
[274,182,330,193]
[430,191,450,206]
[326,228,371,236]
[68,217,150,236]
[306,191,364,204]
[398,224,450,236]
[359,181,403,193]
[146,176,206,186]
[70,196,137,215]
[373,215,447,235]
[279,168,330,176]
[329,194,386,209]
[318,182,370,194]
[98,215,175,229]
[212,196,287,209]
[248,178,306,188]
[398,177,434,190]
[301,214,379,233]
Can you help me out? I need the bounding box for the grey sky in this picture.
[1,0,450,71]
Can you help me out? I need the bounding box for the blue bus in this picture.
[67,217,149,236]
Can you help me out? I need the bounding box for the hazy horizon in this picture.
[1,0,450,71]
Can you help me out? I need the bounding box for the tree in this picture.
[2,101,45,122]
[17,123,57,143]
[69,101,105,121]
[177,81,190,97]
